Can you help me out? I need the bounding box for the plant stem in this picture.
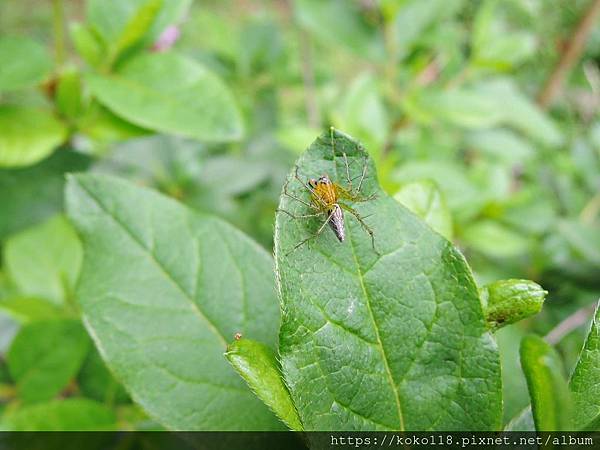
[298,29,321,128]
[545,303,597,345]
[52,0,66,68]
[537,0,600,109]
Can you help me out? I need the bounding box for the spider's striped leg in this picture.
[340,203,379,255]
[285,208,337,256]
[277,209,324,220]
[282,170,318,210]
[292,166,328,209]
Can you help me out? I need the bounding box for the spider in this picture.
[278,131,378,255]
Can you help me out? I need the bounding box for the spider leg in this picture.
[277,208,325,220]
[355,156,368,195]
[292,166,328,209]
[342,152,353,193]
[340,203,379,255]
[286,207,337,256]
[282,170,318,210]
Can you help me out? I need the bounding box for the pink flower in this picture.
[152,25,181,52]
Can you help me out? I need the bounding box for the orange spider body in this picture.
[309,176,345,242]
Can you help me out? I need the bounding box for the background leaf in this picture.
[0,398,115,431]
[275,129,501,430]
[4,215,82,306]
[0,106,67,168]
[78,347,130,405]
[294,0,384,59]
[88,53,243,142]
[7,319,90,403]
[569,301,600,430]
[520,334,572,431]
[394,180,453,240]
[0,36,52,92]
[0,150,90,240]
[65,173,282,430]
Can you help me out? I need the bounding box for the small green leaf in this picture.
[7,319,90,403]
[56,69,84,120]
[476,79,563,147]
[520,335,572,431]
[466,129,536,164]
[403,88,504,129]
[462,220,530,258]
[0,398,116,431]
[0,297,64,323]
[0,36,52,92]
[480,279,546,330]
[391,0,464,59]
[77,103,150,144]
[294,0,384,59]
[0,150,90,240]
[569,301,600,430]
[88,52,243,142]
[108,0,163,66]
[471,0,536,69]
[394,180,453,240]
[333,73,389,152]
[0,106,67,168]
[65,173,282,430]
[275,129,501,430]
[87,0,190,48]
[404,80,563,147]
[226,338,303,431]
[69,23,105,68]
[4,215,82,306]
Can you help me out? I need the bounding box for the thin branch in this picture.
[537,0,600,109]
[298,29,321,128]
[545,303,597,345]
[52,0,66,68]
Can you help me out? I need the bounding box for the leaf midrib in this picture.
[327,142,406,430]
[76,180,228,347]
[346,232,406,431]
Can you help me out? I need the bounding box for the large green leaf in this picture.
[0,149,90,240]
[520,335,572,431]
[0,106,67,168]
[65,174,282,430]
[88,53,243,142]
[569,301,600,430]
[0,36,52,92]
[274,129,501,430]
[4,215,82,306]
[0,398,116,431]
[7,319,90,403]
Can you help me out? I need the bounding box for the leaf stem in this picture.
[545,303,597,345]
[537,0,600,109]
[52,0,67,69]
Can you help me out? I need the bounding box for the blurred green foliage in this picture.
[0,0,599,431]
